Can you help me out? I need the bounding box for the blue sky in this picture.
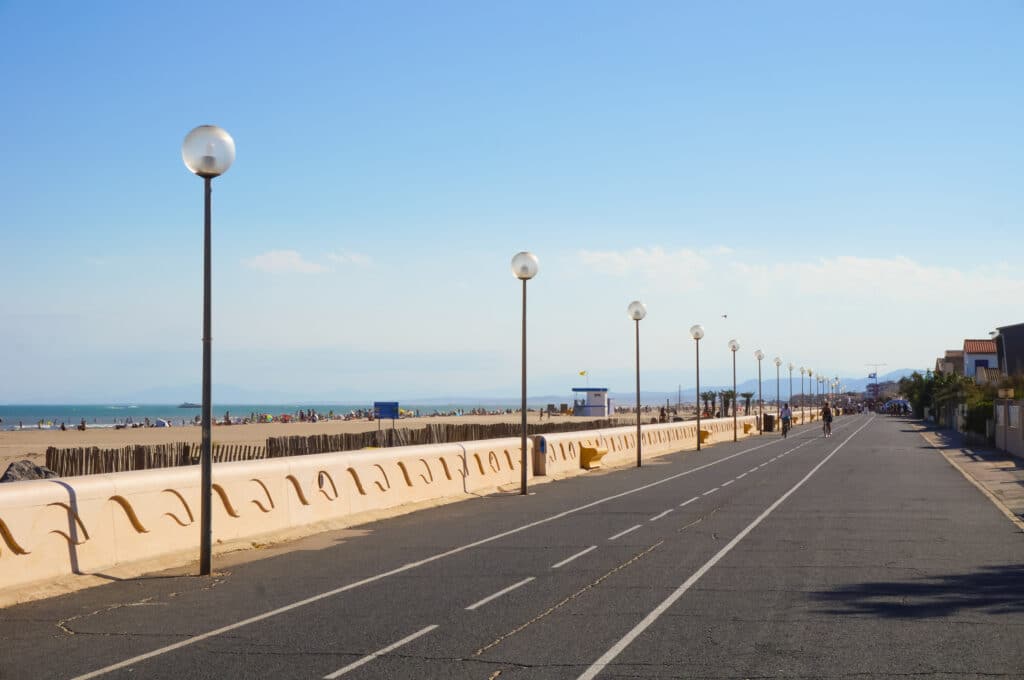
[1,1,1021,402]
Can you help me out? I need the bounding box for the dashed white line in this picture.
[324,625,438,678]
[679,497,699,507]
[721,480,735,487]
[736,473,747,479]
[649,509,673,522]
[576,416,877,680]
[608,524,643,541]
[551,546,597,569]
[466,577,536,611]
[702,488,719,496]
[748,468,759,473]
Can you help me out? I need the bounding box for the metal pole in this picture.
[732,350,737,442]
[520,279,528,495]
[757,360,763,435]
[695,339,701,451]
[635,319,641,467]
[788,368,793,416]
[200,176,212,576]
[776,364,781,422]
[801,373,805,422]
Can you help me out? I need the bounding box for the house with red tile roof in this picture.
[962,339,997,378]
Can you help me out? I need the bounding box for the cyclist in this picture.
[821,400,833,438]
[780,403,793,438]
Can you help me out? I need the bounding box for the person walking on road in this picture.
[821,400,833,438]
[780,403,793,438]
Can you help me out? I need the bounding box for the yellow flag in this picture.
[579,370,588,376]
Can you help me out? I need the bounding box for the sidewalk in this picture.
[917,424,1024,532]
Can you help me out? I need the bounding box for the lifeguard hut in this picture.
[572,387,612,416]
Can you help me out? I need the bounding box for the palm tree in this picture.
[720,389,736,417]
[700,390,716,417]
[740,391,755,415]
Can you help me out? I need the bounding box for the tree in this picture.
[720,390,736,417]
[700,391,716,416]
[740,391,755,415]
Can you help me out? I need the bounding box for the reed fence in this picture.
[45,442,266,477]
[42,417,635,477]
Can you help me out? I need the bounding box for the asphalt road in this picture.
[3,414,1023,679]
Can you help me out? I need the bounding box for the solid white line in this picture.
[649,509,673,522]
[720,480,734,487]
[576,416,876,680]
[702,488,718,496]
[748,468,759,473]
[679,497,699,507]
[324,624,438,679]
[67,431,799,680]
[465,577,535,611]
[608,524,642,541]
[551,546,597,569]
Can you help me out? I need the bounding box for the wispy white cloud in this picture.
[578,247,712,288]
[243,250,328,274]
[327,251,372,266]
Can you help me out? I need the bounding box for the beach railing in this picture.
[44,443,267,477]
[41,418,636,477]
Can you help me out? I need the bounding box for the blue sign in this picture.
[374,401,399,420]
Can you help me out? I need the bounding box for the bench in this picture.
[579,444,608,470]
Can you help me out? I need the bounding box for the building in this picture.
[571,387,612,416]
[994,322,1024,377]
[935,350,964,375]
[962,339,998,378]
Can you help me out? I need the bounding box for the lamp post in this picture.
[754,350,764,435]
[690,324,705,450]
[182,125,235,577]
[787,362,794,416]
[728,339,740,442]
[511,251,539,495]
[807,369,814,413]
[628,301,647,467]
[800,367,806,422]
[773,357,782,422]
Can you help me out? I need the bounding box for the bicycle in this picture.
[781,418,791,438]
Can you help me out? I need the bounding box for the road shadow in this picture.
[812,564,1024,618]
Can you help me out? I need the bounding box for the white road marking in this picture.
[721,480,734,487]
[649,509,673,522]
[679,497,699,507]
[324,625,438,678]
[551,546,597,569]
[466,577,536,611]
[702,488,719,496]
[576,416,876,680]
[608,524,642,541]
[67,430,804,680]
[736,473,747,479]
[748,468,759,473]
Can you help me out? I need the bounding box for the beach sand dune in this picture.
[0,413,623,471]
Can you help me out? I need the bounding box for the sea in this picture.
[0,403,504,430]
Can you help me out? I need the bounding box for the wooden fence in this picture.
[42,417,635,477]
[45,443,266,477]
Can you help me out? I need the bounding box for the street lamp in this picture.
[628,301,647,467]
[800,367,806,422]
[728,339,740,442]
[511,251,539,495]
[773,357,782,422]
[787,363,794,417]
[754,350,765,435]
[182,124,235,577]
[690,324,705,450]
[808,369,814,412]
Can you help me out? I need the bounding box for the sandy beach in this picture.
[0,413,625,471]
